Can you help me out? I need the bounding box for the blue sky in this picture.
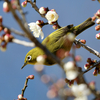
[0,0,100,100]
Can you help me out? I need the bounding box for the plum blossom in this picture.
[71,84,91,100]
[45,10,59,24]
[64,61,79,80]
[28,22,44,39]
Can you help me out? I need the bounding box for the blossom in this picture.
[64,61,78,80]
[28,22,44,39]
[36,55,45,64]
[3,2,10,12]
[96,33,100,39]
[21,1,27,7]
[96,19,100,24]
[39,7,47,14]
[45,10,59,24]
[71,84,91,100]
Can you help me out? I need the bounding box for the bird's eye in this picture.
[27,55,32,61]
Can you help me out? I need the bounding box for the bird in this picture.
[21,17,95,69]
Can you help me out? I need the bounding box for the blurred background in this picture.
[0,0,100,100]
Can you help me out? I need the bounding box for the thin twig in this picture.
[74,39,100,58]
[21,77,28,96]
[12,38,35,47]
[81,60,100,75]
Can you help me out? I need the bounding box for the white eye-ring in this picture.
[27,55,32,61]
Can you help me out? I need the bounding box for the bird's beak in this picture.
[21,62,27,69]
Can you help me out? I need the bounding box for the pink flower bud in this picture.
[87,58,92,64]
[11,0,17,9]
[89,81,95,90]
[27,75,34,80]
[0,43,7,52]
[92,16,96,21]
[80,39,86,44]
[52,24,58,30]
[4,28,10,33]
[95,9,100,18]
[3,2,10,12]
[96,19,100,24]
[95,25,100,31]
[93,69,98,76]
[84,63,90,70]
[75,55,82,62]
[39,7,47,14]
[21,1,27,7]
[18,94,23,100]
[0,26,3,32]
[0,16,3,24]
[96,33,100,39]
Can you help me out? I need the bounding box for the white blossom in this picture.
[71,84,91,99]
[3,2,8,8]
[64,61,78,80]
[39,7,47,14]
[66,70,78,80]
[45,10,59,23]
[28,22,44,39]
[96,19,100,24]
[36,55,45,64]
[67,32,75,41]
[74,96,88,100]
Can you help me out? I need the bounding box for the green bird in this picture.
[21,18,94,69]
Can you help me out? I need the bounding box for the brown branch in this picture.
[21,77,28,96]
[74,39,100,58]
[81,60,100,75]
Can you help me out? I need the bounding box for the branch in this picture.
[74,39,100,58]
[12,38,35,47]
[22,77,28,96]
[81,60,100,75]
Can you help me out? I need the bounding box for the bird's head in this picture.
[21,50,36,69]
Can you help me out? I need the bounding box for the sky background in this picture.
[0,0,100,100]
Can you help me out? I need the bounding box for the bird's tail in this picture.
[70,17,95,36]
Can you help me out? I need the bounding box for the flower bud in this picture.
[0,16,3,24]
[18,94,23,100]
[92,16,96,21]
[39,7,47,14]
[4,28,10,34]
[0,43,7,52]
[87,58,92,64]
[3,2,10,12]
[4,34,13,42]
[21,1,27,7]
[80,39,86,44]
[95,9,100,18]
[27,75,34,80]
[52,24,58,30]
[93,69,98,76]
[84,63,90,70]
[0,36,2,44]
[36,55,45,64]
[95,25,100,31]
[0,26,3,32]
[96,19,100,24]
[89,81,95,90]
[36,20,44,25]
[96,33,100,39]
[11,0,17,9]
[75,55,82,62]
